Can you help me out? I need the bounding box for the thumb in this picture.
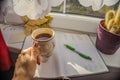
[33,41,39,48]
[32,41,41,56]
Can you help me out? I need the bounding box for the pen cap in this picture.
[64,44,75,51]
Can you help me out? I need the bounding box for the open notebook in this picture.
[22,31,109,79]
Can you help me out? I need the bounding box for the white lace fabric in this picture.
[78,0,119,11]
[2,0,119,20]
[13,0,64,20]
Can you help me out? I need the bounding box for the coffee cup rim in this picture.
[31,28,55,42]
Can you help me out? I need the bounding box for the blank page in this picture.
[55,31,109,77]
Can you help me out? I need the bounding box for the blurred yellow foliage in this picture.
[21,15,53,36]
[105,4,120,34]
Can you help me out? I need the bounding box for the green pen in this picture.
[64,44,92,60]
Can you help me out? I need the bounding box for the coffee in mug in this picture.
[35,33,52,41]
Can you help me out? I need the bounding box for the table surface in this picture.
[0,24,120,80]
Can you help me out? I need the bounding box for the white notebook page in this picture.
[22,31,109,78]
[56,32,109,77]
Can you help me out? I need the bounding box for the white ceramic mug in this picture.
[32,28,55,62]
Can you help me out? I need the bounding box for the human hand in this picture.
[12,42,40,80]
